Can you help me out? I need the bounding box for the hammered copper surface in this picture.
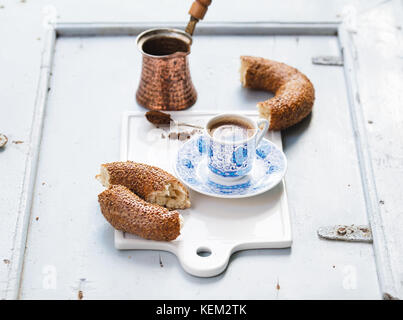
[136,32,197,111]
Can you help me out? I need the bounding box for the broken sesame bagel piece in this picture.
[96,161,191,210]
[98,185,183,241]
[240,56,315,131]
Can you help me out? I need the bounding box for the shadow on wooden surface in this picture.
[281,112,313,152]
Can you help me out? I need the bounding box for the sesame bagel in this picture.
[98,185,182,241]
[97,161,190,210]
[240,56,315,130]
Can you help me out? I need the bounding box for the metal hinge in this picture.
[312,55,344,66]
[317,225,373,243]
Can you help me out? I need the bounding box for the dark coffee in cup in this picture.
[208,117,256,142]
[205,113,270,180]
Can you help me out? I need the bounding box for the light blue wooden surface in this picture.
[1,0,401,299]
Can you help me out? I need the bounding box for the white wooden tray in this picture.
[116,111,292,277]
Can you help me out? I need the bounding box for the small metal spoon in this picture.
[145,111,203,129]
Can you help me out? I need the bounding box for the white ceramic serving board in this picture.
[116,111,292,277]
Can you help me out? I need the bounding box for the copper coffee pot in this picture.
[135,0,212,111]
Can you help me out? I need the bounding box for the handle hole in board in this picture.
[196,247,212,257]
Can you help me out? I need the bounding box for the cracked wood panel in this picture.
[17,31,379,299]
[0,0,387,299]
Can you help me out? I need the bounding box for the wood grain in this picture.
[0,0,396,299]
[17,28,379,299]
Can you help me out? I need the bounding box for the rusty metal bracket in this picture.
[317,225,373,243]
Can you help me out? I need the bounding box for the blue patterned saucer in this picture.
[174,135,287,198]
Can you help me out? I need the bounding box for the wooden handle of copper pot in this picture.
[189,0,212,20]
